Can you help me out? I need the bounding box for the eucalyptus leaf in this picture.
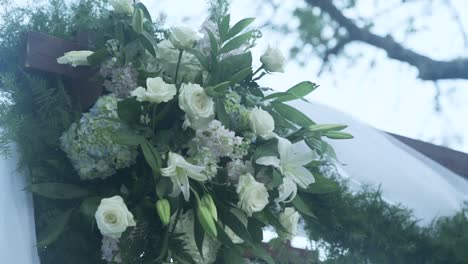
[264,81,318,102]
[207,29,219,56]
[230,67,252,84]
[37,209,73,248]
[31,183,89,199]
[187,48,209,70]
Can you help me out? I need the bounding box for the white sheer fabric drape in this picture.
[0,146,40,264]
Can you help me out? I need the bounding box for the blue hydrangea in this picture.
[60,95,138,180]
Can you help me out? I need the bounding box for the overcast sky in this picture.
[141,0,468,152]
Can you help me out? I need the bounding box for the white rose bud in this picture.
[236,173,269,216]
[109,0,134,15]
[179,83,214,129]
[279,207,300,240]
[260,46,286,73]
[57,50,94,67]
[169,26,200,50]
[249,107,275,139]
[95,196,136,239]
[131,77,177,104]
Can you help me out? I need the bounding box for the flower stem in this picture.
[174,50,184,86]
[252,64,264,77]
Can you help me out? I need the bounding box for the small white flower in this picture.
[109,0,134,15]
[260,46,286,73]
[57,50,94,67]
[161,152,208,201]
[236,173,269,216]
[256,137,317,202]
[95,196,136,239]
[179,83,214,129]
[279,207,300,240]
[131,77,176,103]
[249,107,275,139]
[169,26,200,50]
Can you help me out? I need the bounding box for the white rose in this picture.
[179,83,214,129]
[236,173,269,216]
[56,50,94,67]
[131,77,176,103]
[260,46,286,73]
[169,26,200,50]
[279,207,300,240]
[95,196,136,239]
[109,0,134,15]
[249,107,275,139]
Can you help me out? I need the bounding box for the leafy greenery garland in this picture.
[1,1,467,264]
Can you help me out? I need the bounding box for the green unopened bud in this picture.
[201,194,217,221]
[197,205,217,237]
[156,199,171,226]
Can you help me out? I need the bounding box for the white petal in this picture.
[256,156,280,168]
[179,160,207,181]
[275,177,297,203]
[161,165,177,177]
[277,137,293,162]
[174,171,190,201]
[289,148,317,166]
[285,166,315,189]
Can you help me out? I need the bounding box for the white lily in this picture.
[161,152,207,201]
[256,137,317,202]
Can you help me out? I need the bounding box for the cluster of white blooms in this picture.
[173,210,220,264]
[101,236,121,263]
[226,159,254,182]
[188,120,248,161]
[224,91,250,129]
[60,95,138,180]
[189,147,220,179]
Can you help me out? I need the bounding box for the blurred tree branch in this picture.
[304,0,468,81]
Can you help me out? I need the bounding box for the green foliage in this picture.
[300,178,468,264]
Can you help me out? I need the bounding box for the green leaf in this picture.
[86,48,108,66]
[302,173,338,194]
[309,124,348,133]
[132,8,144,34]
[249,244,275,264]
[325,131,354,139]
[215,99,230,129]
[37,209,73,248]
[207,29,219,56]
[219,52,252,82]
[156,177,173,198]
[209,81,231,95]
[141,140,162,173]
[141,31,157,56]
[321,141,338,160]
[134,2,152,22]
[219,15,231,41]
[193,212,205,258]
[187,48,209,70]
[291,193,316,218]
[272,102,315,127]
[80,196,100,218]
[247,218,264,243]
[270,169,283,189]
[230,67,252,84]
[31,183,89,199]
[117,97,141,125]
[219,31,252,54]
[225,18,255,40]
[305,137,322,151]
[223,246,246,264]
[219,206,253,243]
[264,81,318,102]
[112,131,144,146]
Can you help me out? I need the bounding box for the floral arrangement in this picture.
[1,0,353,263]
